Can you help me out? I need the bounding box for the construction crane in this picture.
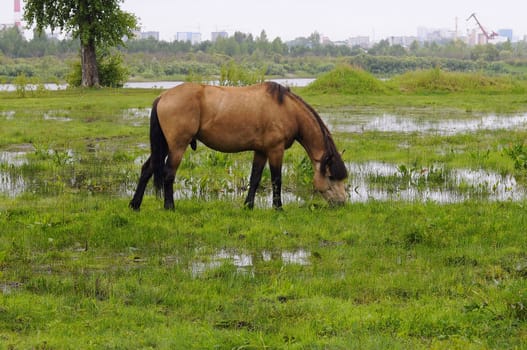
[466,13,498,43]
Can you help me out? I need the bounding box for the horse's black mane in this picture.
[265,81,290,104]
[265,82,348,181]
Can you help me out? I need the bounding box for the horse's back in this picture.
[156,83,298,153]
[199,84,297,152]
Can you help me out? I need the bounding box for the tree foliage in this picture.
[3,23,527,83]
[23,0,137,87]
[24,0,136,48]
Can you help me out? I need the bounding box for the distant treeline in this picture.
[2,26,527,82]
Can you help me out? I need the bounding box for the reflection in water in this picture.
[0,151,28,166]
[190,249,311,277]
[0,151,28,197]
[1,111,15,120]
[348,161,522,203]
[122,108,151,127]
[0,172,25,197]
[324,112,527,135]
[43,112,72,122]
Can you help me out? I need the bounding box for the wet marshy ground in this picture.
[323,106,527,135]
[2,107,527,205]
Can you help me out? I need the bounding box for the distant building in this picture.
[417,26,455,43]
[388,36,418,47]
[132,30,160,40]
[498,29,513,41]
[348,36,370,49]
[321,36,332,45]
[140,31,159,40]
[211,31,228,42]
[176,32,202,45]
[467,29,488,46]
[0,23,15,31]
[44,31,63,40]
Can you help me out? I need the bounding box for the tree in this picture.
[24,0,137,87]
[0,27,27,57]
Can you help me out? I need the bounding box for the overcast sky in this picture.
[1,0,526,42]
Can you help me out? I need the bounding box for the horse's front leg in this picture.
[244,151,267,209]
[268,150,284,210]
[129,156,153,211]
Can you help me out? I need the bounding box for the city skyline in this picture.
[1,0,526,42]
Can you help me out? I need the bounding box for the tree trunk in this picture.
[81,40,100,87]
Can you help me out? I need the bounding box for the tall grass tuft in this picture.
[389,67,526,94]
[304,64,388,95]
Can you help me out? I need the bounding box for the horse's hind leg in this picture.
[129,156,153,211]
[244,151,267,209]
[163,148,187,210]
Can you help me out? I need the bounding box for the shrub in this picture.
[67,51,129,88]
[219,61,265,86]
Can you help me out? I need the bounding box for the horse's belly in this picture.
[198,130,259,153]
[197,110,291,153]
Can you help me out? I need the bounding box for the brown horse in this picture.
[130,82,348,210]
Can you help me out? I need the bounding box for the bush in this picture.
[67,51,129,88]
[219,61,265,86]
[98,53,128,88]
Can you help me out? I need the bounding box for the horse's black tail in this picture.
[150,97,168,194]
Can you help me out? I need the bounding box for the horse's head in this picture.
[285,88,348,206]
[313,154,348,205]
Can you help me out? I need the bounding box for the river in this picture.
[0,78,315,92]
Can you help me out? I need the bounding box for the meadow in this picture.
[1,69,527,349]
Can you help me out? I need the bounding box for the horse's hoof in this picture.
[164,203,175,211]
[129,201,140,211]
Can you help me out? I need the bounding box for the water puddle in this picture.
[122,108,151,126]
[1,148,525,204]
[1,281,23,295]
[349,161,523,203]
[280,250,311,265]
[190,248,310,277]
[0,149,29,197]
[0,150,29,166]
[169,176,303,207]
[3,107,527,203]
[0,172,26,197]
[43,111,72,122]
[324,110,527,135]
[1,111,15,120]
[123,108,151,118]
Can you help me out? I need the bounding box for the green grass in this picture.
[300,65,527,114]
[1,82,527,348]
[389,68,526,94]
[1,197,527,349]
